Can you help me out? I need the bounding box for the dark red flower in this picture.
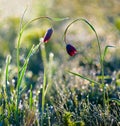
[43,28,53,43]
[66,44,77,56]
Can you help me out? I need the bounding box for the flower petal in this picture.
[43,28,53,43]
[66,44,77,56]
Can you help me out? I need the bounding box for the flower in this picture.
[66,44,77,56]
[43,28,53,43]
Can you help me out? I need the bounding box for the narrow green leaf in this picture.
[102,45,115,61]
[17,47,33,89]
[19,7,28,31]
[5,55,11,101]
[29,85,33,110]
[17,60,28,89]
[5,55,11,87]
[67,71,100,85]
[19,43,40,76]
[82,19,96,32]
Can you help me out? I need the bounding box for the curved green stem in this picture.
[64,18,104,85]
[17,16,66,78]
[17,16,53,80]
[64,18,105,106]
[16,16,54,124]
[17,16,68,78]
[16,15,68,125]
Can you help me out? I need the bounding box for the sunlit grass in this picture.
[0,11,120,126]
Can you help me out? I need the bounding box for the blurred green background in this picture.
[0,0,120,85]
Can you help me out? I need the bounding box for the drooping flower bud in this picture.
[43,28,53,43]
[66,44,77,56]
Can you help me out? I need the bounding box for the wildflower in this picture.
[43,28,53,43]
[66,44,77,56]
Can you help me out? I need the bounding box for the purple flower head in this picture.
[43,28,53,43]
[66,44,77,56]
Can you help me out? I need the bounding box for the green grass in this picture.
[0,14,120,126]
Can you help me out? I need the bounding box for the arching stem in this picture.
[16,16,53,124]
[17,16,53,80]
[64,18,105,105]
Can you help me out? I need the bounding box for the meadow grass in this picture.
[0,13,120,126]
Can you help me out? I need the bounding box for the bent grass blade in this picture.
[67,70,100,85]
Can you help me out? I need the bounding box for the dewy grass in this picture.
[64,18,115,107]
[0,11,119,125]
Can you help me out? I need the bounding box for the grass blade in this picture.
[102,45,115,61]
[67,70,100,85]
[5,55,11,101]
[29,85,33,110]
[41,71,47,126]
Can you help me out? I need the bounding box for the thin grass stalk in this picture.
[29,85,33,110]
[16,45,33,119]
[40,44,47,126]
[2,56,11,119]
[40,45,55,126]
[41,71,46,126]
[44,53,54,96]
[17,7,27,80]
[102,45,115,105]
[16,42,42,123]
[5,55,11,101]
[67,71,101,85]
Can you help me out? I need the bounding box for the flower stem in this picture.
[64,18,105,106]
[16,16,54,124]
